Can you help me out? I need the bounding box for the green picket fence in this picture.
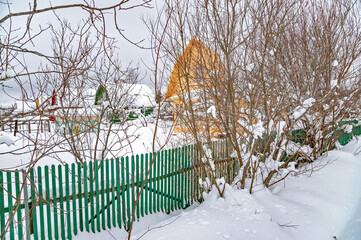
[0,140,238,240]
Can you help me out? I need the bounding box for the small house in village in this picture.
[94,82,155,122]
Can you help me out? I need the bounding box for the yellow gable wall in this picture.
[165,37,224,100]
[165,38,259,137]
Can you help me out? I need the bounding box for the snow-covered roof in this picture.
[123,83,155,108]
[96,82,155,108]
[13,100,36,113]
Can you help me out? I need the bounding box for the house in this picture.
[94,82,155,122]
[44,82,154,135]
[164,37,259,139]
[164,37,226,137]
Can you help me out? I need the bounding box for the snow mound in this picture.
[0,134,14,146]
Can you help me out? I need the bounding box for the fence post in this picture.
[22,170,31,240]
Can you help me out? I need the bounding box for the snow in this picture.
[332,60,339,67]
[0,119,177,169]
[206,105,216,118]
[246,63,254,72]
[73,138,361,240]
[302,98,315,108]
[121,83,156,108]
[292,98,316,120]
[0,133,14,146]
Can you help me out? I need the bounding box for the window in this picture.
[195,65,205,84]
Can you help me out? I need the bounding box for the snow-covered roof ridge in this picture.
[104,82,156,108]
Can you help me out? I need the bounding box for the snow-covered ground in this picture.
[2,122,361,240]
[73,138,361,240]
[0,119,181,170]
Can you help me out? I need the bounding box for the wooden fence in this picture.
[0,140,238,240]
[0,119,51,136]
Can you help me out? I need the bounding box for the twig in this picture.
[136,216,181,240]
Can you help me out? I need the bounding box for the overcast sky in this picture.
[0,0,162,105]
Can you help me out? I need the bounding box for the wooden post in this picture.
[14,120,18,136]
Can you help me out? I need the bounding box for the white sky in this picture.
[0,0,163,105]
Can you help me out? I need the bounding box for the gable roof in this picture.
[165,37,223,100]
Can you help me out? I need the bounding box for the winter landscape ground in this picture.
[2,0,361,240]
[2,123,361,240]
[67,138,361,240]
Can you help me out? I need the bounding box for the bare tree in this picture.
[154,0,361,195]
[0,0,154,238]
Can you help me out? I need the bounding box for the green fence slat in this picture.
[181,147,185,208]
[136,155,140,220]
[83,162,89,232]
[104,159,112,228]
[152,153,156,213]
[44,166,52,240]
[188,145,192,205]
[15,171,23,240]
[64,164,72,239]
[36,167,45,240]
[105,159,111,229]
[186,145,190,206]
[0,172,4,240]
[131,156,136,221]
[94,160,101,232]
[30,168,38,240]
[156,152,161,213]
[121,157,126,228]
[164,150,169,213]
[160,150,164,212]
[148,153,153,214]
[144,154,149,216]
[152,152,157,213]
[179,148,183,209]
[140,154,144,217]
[190,145,195,203]
[111,159,116,228]
[176,148,181,209]
[175,148,180,210]
[125,156,131,229]
[0,171,5,240]
[71,163,77,235]
[174,148,178,209]
[6,172,15,240]
[23,172,30,240]
[171,148,175,210]
[168,149,172,212]
[115,159,122,229]
[175,148,179,208]
[77,162,83,232]
[88,161,95,233]
[51,165,59,240]
[187,145,191,203]
[58,165,65,240]
[100,160,105,230]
